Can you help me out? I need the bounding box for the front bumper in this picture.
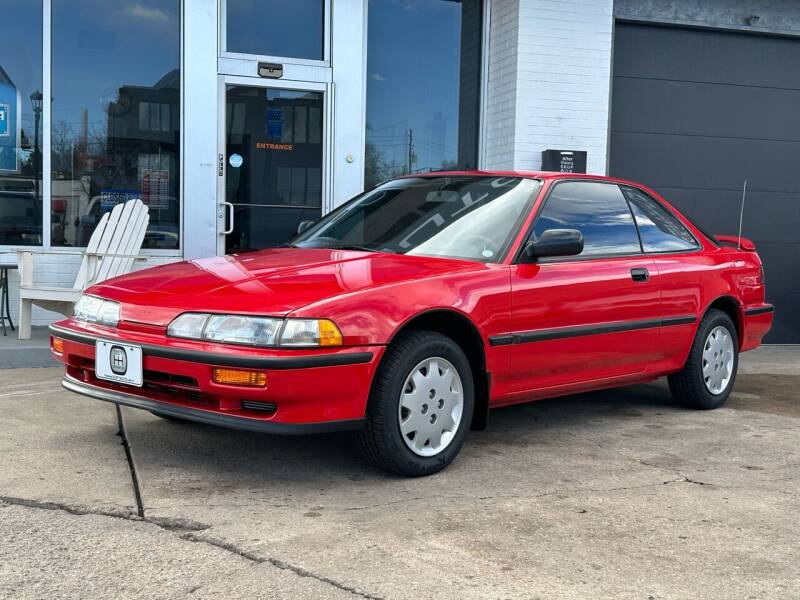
[50,321,383,430]
[62,375,365,434]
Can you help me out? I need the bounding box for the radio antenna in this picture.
[737,180,747,250]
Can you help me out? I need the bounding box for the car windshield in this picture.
[291,176,540,262]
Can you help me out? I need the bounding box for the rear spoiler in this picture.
[714,235,756,251]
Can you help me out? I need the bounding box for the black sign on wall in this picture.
[542,149,587,173]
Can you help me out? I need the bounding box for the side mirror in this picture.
[296,220,315,235]
[521,229,584,261]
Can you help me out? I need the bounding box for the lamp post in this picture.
[30,91,43,200]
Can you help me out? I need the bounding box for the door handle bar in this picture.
[630,268,650,282]
[221,201,234,235]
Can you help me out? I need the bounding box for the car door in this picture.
[505,180,660,396]
[621,185,705,370]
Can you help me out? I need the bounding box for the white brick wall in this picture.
[483,0,520,169]
[0,251,182,327]
[483,0,614,175]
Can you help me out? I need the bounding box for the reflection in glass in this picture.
[0,0,43,245]
[364,0,482,188]
[51,0,180,249]
[622,186,699,253]
[534,182,641,257]
[225,87,324,253]
[293,176,539,263]
[226,0,324,60]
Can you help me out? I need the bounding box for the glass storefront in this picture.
[1,0,485,261]
[364,0,482,188]
[51,0,180,249]
[0,0,43,246]
[225,0,325,60]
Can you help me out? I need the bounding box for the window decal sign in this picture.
[0,66,21,173]
[100,189,139,212]
[0,104,8,136]
[142,169,170,209]
[266,108,284,140]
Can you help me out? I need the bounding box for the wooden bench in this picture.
[17,199,149,339]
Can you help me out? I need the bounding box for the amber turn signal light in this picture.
[51,337,64,354]
[212,368,267,387]
[318,319,343,347]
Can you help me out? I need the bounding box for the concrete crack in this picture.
[116,404,145,518]
[0,494,209,531]
[0,496,381,599]
[0,495,140,521]
[664,476,713,486]
[180,532,385,600]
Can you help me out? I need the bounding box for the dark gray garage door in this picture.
[610,23,800,343]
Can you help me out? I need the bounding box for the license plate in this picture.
[95,340,143,387]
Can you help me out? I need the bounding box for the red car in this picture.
[51,172,773,476]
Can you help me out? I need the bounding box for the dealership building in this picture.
[1,0,798,341]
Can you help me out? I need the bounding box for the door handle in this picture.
[631,268,649,282]
[221,202,234,235]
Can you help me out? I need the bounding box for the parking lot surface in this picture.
[1,347,798,599]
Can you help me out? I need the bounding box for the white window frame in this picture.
[219,0,331,68]
[0,0,184,258]
[215,75,332,256]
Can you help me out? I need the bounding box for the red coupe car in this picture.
[51,172,773,476]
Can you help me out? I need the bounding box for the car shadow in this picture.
[119,378,688,493]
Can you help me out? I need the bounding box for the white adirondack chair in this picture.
[17,199,149,339]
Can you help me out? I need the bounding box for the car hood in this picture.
[88,248,483,326]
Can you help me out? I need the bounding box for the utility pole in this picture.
[406,128,413,174]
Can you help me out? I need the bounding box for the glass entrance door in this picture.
[221,82,325,253]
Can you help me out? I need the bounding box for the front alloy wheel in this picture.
[398,357,464,457]
[358,330,474,476]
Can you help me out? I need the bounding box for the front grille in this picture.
[241,400,278,414]
[66,356,278,418]
[67,357,208,406]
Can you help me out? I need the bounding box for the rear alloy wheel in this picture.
[358,330,474,476]
[701,325,735,395]
[668,309,739,410]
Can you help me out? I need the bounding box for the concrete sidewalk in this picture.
[0,327,56,369]
[1,348,798,599]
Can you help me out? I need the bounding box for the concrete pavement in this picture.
[1,348,798,599]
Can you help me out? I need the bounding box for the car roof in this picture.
[408,170,642,187]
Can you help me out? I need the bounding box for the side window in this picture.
[533,181,641,257]
[621,186,699,253]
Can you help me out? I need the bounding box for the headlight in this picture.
[73,295,121,327]
[167,314,342,348]
[205,315,283,346]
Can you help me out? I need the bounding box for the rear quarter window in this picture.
[621,186,699,253]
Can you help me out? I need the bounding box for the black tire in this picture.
[668,309,739,410]
[358,330,474,477]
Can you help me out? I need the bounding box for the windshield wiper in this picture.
[327,244,381,253]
